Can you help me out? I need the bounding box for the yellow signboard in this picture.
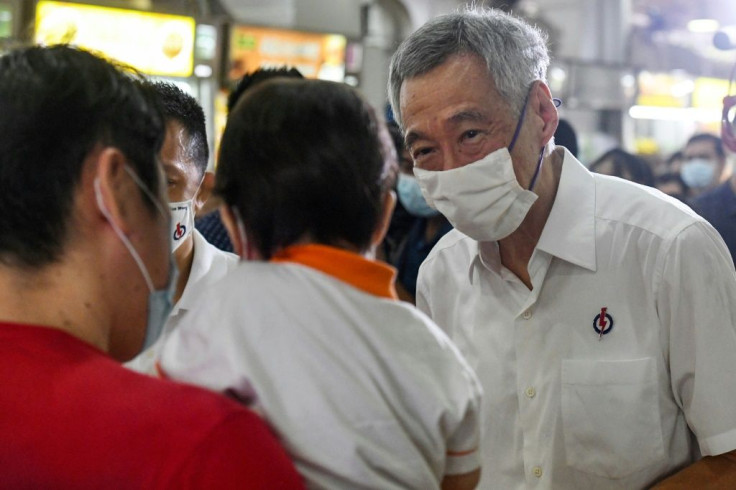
[692,77,729,110]
[229,26,346,82]
[35,1,194,77]
[636,72,690,108]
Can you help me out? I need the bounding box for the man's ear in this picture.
[193,171,214,214]
[532,81,559,147]
[219,204,245,259]
[93,147,135,235]
[370,190,397,250]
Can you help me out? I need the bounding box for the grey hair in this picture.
[388,6,550,129]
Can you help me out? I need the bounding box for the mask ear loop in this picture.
[526,98,563,192]
[94,177,155,293]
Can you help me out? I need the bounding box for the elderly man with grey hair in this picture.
[389,6,736,489]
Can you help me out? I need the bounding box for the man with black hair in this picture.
[195,67,304,252]
[689,133,736,262]
[0,45,303,488]
[681,132,727,197]
[127,81,238,374]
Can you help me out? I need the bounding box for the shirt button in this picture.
[522,309,532,320]
[525,387,536,398]
[532,466,543,478]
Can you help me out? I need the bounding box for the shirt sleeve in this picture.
[169,411,305,489]
[658,220,736,456]
[444,378,483,475]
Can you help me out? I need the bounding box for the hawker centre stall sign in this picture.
[35,1,195,77]
[229,25,346,82]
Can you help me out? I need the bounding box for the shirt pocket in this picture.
[560,358,666,479]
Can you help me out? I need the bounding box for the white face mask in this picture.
[414,147,538,241]
[168,178,203,252]
[169,199,195,252]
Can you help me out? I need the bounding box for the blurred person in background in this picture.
[390,6,736,489]
[195,67,304,253]
[659,150,685,176]
[654,172,690,203]
[690,111,736,263]
[681,133,727,198]
[158,78,483,490]
[589,148,655,187]
[126,82,238,375]
[0,45,303,489]
[553,118,578,158]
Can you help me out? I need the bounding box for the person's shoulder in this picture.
[593,173,703,239]
[128,374,304,488]
[423,228,475,264]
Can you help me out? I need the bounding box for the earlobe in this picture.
[535,82,558,145]
[194,172,215,213]
[94,147,133,234]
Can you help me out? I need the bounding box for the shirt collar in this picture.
[174,229,217,313]
[535,148,597,271]
[271,244,398,300]
[472,147,597,277]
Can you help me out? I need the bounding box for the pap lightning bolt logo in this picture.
[593,307,614,340]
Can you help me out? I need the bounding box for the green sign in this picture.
[0,4,12,38]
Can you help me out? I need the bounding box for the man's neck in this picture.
[498,148,564,289]
[0,257,109,350]
[173,235,195,304]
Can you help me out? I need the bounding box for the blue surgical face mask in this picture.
[94,166,178,352]
[680,158,716,189]
[397,173,440,218]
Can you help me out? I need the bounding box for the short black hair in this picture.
[150,81,208,176]
[227,67,303,113]
[217,79,395,259]
[686,133,725,160]
[0,45,164,268]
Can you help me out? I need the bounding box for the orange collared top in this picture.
[271,244,398,300]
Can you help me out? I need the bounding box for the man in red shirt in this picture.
[0,45,303,489]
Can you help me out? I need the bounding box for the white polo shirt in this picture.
[158,244,482,490]
[417,148,736,489]
[127,229,238,375]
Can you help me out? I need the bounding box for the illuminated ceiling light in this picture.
[194,64,213,78]
[687,19,720,33]
[628,105,721,123]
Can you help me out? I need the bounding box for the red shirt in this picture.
[0,322,304,489]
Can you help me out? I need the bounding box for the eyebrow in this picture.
[405,110,490,149]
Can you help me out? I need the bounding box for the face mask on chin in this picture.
[413,85,544,242]
[95,167,178,352]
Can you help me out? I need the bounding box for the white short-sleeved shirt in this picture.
[158,244,482,490]
[416,148,736,489]
[127,229,238,374]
